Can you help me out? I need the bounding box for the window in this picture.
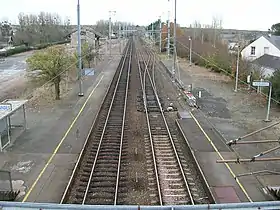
[251,46,256,55]
[264,47,269,54]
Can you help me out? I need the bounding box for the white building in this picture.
[241,35,280,61]
[67,27,103,49]
[252,54,280,78]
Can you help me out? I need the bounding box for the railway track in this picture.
[136,43,208,205]
[61,39,132,205]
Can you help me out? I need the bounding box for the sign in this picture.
[247,75,251,83]
[0,103,12,112]
[252,81,270,87]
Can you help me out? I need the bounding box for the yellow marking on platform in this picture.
[22,74,104,202]
[189,111,253,202]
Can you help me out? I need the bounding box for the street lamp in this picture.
[234,45,240,92]
[189,36,192,66]
[159,16,162,53]
[168,0,177,81]
[167,10,170,58]
[77,0,83,96]
[109,10,116,57]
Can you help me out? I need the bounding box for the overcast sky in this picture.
[0,0,279,30]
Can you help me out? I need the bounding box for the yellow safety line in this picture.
[189,111,253,202]
[22,74,104,202]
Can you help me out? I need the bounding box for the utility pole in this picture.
[234,45,240,92]
[189,36,192,66]
[77,0,83,96]
[171,0,177,81]
[167,10,170,58]
[109,11,116,57]
[151,23,154,43]
[159,16,162,53]
[119,23,121,54]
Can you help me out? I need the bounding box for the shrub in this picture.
[2,40,70,57]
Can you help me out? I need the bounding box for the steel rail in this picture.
[136,49,163,205]
[82,40,132,205]
[141,48,195,205]
[60,58,116,204]
[114,41,132,205]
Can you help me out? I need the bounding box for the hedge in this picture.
[0,40,70,57]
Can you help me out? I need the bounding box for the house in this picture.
[252,54,280,77]
[67,27,104,49]
[241,35,280,61]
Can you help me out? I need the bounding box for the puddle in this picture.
[10,160,34,174]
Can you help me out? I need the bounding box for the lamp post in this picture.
[109,11,116,57]
[167,10,170,58]
[189,36,192,66]
[159,16,162,53]
[234,45,240,92]
[168,0,177,81]
[77,0,83,96]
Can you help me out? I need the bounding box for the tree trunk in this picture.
[88,60,91,68]
[54,80,60,100]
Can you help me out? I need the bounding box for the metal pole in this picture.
[234,45,240,92]
[151,23,154,43]
[189,36,192,66]
[23,104,26,130]
[172,0,177,81]
[119,23,121,54]
[227,120,280,146]
[167,10,170,58]
[234,140,280,144]
[109,14,112,57]
[217,157,280,163]
[265,82,272,122]
[159,16,162,53]
[77,0,84,96]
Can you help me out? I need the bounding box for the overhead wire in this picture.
[16,39,123,102]
[176,38,280,105]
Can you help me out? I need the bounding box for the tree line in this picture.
[0,12,72,47]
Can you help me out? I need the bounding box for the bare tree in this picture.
[14,12,70,46]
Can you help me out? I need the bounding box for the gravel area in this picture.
[123,53,151,205]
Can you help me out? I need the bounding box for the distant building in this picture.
[252,54,280,77]
[67,27,103,49]
[241,35,280,61]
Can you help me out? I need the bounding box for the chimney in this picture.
[268,29,272,37]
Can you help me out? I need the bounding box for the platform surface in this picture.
[0,43,124,203]
[177,111,269,203]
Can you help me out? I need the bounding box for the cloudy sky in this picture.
[0,0,279,30]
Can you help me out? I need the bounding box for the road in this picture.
[0,51,34,100]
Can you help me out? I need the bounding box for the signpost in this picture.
[247,72,252,90]
[252,80,272,122]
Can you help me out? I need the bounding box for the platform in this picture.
[176,109,269,203]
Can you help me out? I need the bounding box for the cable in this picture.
[20,43,117,102]
[176,39,280,105]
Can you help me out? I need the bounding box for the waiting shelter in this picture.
[0,99,28,151]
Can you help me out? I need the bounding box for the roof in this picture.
[0,100,28,121]
[253,54,280,70]
[67,26,104,38]
[263,35,280,50]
